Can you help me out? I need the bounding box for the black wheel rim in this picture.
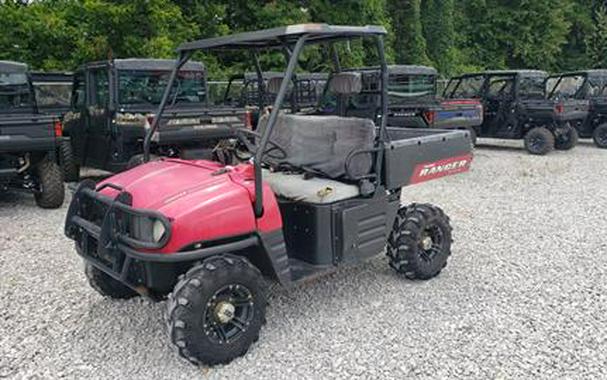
[203,284,255,344]
[529,135,545,151]
[418,224,445,262]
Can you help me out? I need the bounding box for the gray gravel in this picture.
[1,139,606,379]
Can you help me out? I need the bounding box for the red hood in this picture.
[96,158,282,253]
[100,159,227,210]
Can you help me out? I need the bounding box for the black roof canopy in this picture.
[177,24,387,52]
[388,65,438,76]
[113,59,204,71]
[549,69,607,79]
[456,70,547,79]
[0,60,28,74]
[81,58,205,72]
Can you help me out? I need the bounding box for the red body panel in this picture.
[97,159,283,253]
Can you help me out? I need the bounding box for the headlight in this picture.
[152,219,167,242]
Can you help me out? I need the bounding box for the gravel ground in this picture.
[1,139,606,379]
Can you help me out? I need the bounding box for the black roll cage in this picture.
[546,72,591,100]
[143,24,389,218]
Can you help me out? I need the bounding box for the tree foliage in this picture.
[587,5,607,68]
[0,0,606,77]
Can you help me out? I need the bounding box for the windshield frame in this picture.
[547,73,588,100]
[387,73,437,103]
[444,74,485,99]
[0,72,36,113]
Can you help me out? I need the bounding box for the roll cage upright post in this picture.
[143,52,192,162]
[252,51,266,111]
[252,35,307,217]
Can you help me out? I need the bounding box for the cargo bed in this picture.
[383,127,473,189]
[0,113,58,153]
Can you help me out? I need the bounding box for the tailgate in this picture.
[557,100,589,122]
[522,99,589,122]
[383,128,473,189]
[152,107,247,144]
[0,114,57,153]
[434,100,483,128]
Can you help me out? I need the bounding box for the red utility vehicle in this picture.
[65,24,474,365]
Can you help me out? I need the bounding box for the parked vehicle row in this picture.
[444,70,587,155]
[316,65,483,140]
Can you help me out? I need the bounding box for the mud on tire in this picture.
[34,158,65,209]
[524,127,555,155]
[166,254,267,366]
[387,203,453,280]
[85,264,138,299]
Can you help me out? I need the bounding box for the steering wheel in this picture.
[233,128,288,161]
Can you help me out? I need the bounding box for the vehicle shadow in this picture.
[474,143,524,153]
[0,191,36,209]
[577,139,599,148]
[71,256,411,367]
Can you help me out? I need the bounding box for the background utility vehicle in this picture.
[31,71,73,117]
[444,70,589,155]
[0,61,64,208]
[62,59,250,179]
[64,24,473,365]
[546,70,607,148]
[318,65,483,141]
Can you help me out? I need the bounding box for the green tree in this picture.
[587,5,607,67]
[421,0,458,75]
[389,0,430,65]
[457,0,571,71]
[0,0,196,70]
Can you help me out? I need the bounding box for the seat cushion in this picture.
[257,113,375,179]
[262,169,360,204]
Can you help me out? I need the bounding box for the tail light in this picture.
[53,120,63,137]
[423,110,437,125]
[146,115,155,129]
[555,103,564,114]
[244,110,253,129]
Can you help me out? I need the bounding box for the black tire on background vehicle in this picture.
[126,154,158,169]
[554,124,579,151]
[387,203,453,280]
[59,140,80,182]
[85,264,138,299]
[167,254,267,366]
[34,158,65,209]
[466,127,477,146]
[593,124,607,148]
[524,127,555,155]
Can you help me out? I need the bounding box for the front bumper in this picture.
[65,180,175,293]
[64,180,257,294]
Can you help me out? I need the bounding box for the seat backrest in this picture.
[266,76,283,95]
[258,112,375,180]
[328,72,363,117]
